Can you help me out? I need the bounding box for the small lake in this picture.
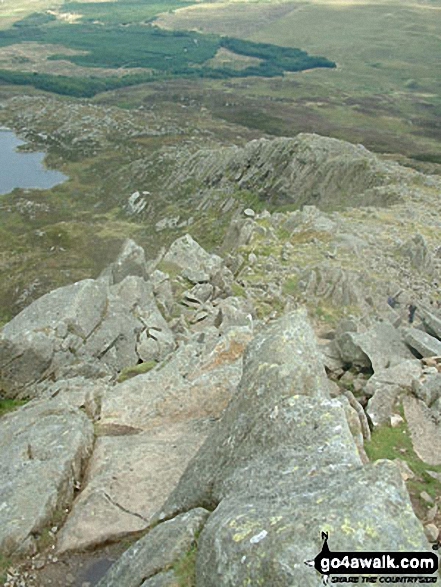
[0,128,67,195]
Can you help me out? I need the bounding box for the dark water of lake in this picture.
[0,128,67,195]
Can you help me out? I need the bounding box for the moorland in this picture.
[0,0,440,322]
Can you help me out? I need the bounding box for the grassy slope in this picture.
[156,0,441,159]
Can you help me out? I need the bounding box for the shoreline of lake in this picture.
[0,129,67,196]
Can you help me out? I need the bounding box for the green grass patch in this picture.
[365,411,441,502]
[173,544,197,587]
[0,554,12,584]
[0,398,27,418]
[282,275,299,297]
[231,282,246,298]
[117,360,157,383]
[60,0,191,25]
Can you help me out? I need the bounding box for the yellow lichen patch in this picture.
[231,520,262,543]
[341,518,356,535]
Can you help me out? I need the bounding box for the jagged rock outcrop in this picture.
[0,260,175,399]
[100,238,148,285]
[335,322,414,371]
[405,328,441,358]
[95,311,428,587]
[420,307,441,340]
[162,234,223,283]
[56,326,251,553]
[167,134,418,210]
[0,400,94,556]
[365,360,422,427]
[398,234,434,275]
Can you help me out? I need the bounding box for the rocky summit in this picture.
[0,134,440,587]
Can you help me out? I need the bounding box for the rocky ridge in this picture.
[0,133,440,586]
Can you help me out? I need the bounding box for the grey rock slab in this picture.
[0,400,94,556]
[100,327,250,431]
[56,422,206,554]
[195,461,429,587]
[0,330,55,398]
[110,239,148,285]
[34,376,110,419]
[403,396,441,466]
[420,308,441,340]
[364,359,422,398]
[336,323,414,371]
[1,279,107,341]
[163,234,222,279]
[157,310,333,517]
[405,328,441,358]
[96,508,209,587]
[367,384,406,427]
[413,372,441,407]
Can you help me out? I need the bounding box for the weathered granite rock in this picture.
[0,400,94,556]
[405,328,441,358]
[214,297,254,334]
[173,134,408,211]
[398,234,434,274]
[364,360,422,398]
[336,323,414,371]
[100,327,250,431]
[196,460,428,587]
[367,384,406,427]
[413,372,441,407]
[157,311,341,516]
[403,396,441,466]
[56,422,206,554]
[33,376,110,419]
[150,270,175,320]
[101,239,148,285]
[155,311,429,587]
[57,327,250,552]
[96,508,209,587]
[419,308,441,340]
[300,263,365,308]
[162,235,222,280]
[365,360,422,426]
[0,275,174,398]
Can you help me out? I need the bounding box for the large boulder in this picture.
[398,234,434,274]
[419,308,441,341]
[96,508,209,587]
[56,422,206,554]
[0,400,94,556]
[405,328,441,358]
[365,360,422,426]
[162,234,222,283]
[152,311,430,587]
[0,275,174,399]
[336,322,414,371]
[403,396,441,466]
[56,327,251,553]
[101,239,148,285]
[413,372,441,408]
